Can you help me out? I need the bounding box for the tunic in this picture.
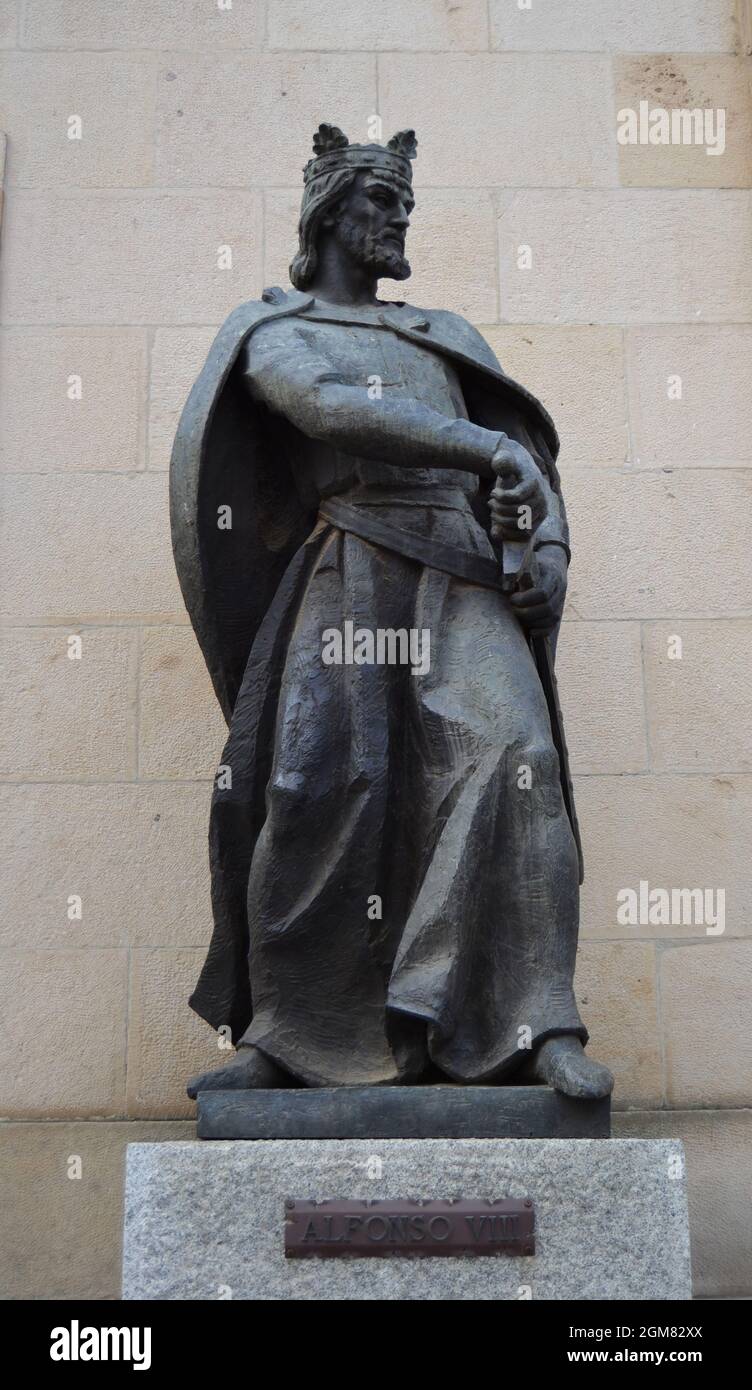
[204,298,586,1085]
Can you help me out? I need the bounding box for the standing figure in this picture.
[171,124,613,1100]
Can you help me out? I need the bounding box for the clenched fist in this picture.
[509,545,568,633]
[489,437,547,541]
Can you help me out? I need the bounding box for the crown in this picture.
[303,123,417,185]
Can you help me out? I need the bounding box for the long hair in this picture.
[289,167,358,289]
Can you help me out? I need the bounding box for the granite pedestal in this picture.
[122,1138,691,1300]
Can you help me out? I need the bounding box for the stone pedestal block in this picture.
[196,1085,610,1139]
[122,1138,691,1300]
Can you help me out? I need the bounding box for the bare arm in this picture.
[242,319,506,478]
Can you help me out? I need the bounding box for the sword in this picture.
[491,500,584,885]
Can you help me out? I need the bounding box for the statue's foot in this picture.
[186,1046,291,1099]
[527,1035,614,1100]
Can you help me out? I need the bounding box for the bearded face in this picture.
[327,172,413,282]
[332,211,412,281]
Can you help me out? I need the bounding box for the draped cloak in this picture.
[170,286,585,1083]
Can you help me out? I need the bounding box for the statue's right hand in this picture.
[489,438,547,540]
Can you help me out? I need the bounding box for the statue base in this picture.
[122,1138,691,1300]
[196,1084,610,1139]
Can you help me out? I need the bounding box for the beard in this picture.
[334,216,411,282]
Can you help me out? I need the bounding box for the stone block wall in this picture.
[0,1,749,1298]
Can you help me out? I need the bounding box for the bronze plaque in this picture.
[284,1199,535,1258]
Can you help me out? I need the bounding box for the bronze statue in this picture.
[171,124,613,1101]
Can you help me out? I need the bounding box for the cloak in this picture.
[170,287,583,1037]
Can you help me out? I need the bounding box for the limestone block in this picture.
[482,325,628,466]
[0,949,128,1117]
[497,190,752,323]
[0,327,146,473]
[660,941,752,1107]
[564,470,752,619]
[575,941,662,1108]
[490,0,736,53]
[643,621,752,773]
[627,325,752,467]
[379,53,616,187]
[139,626,227,780]
[577,774,752,940]
[0,473,184,623]
[0,782,212,949]
[22,0,263,49]
[268,0,489,50]
[0,627,137,779]
[148,326,217,471]
[615,56,752,188]
[156,53,376,187]
[0,1,17,47]
[0,190,262,325]
[556,621,648,774]
[0,1120,194,1299]
[126,949,221,1119]
[0,52,156,186]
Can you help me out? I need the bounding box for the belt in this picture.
[318,497,506,592]
[318,497,583,882]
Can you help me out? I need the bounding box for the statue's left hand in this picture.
[509,545,567,633]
